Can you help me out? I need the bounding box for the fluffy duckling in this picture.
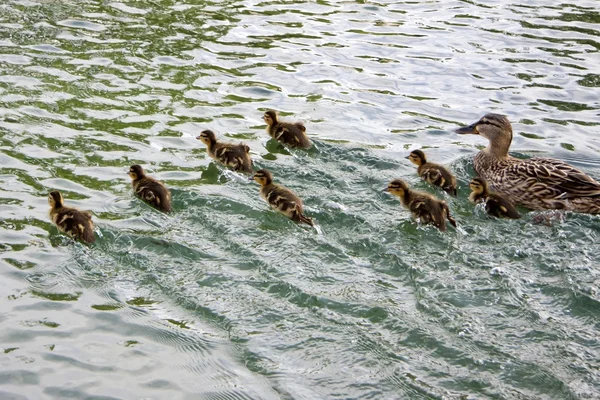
[263,110,311,149]
[48,191,95,243]
[386,179,457,232]
[456,113,600,213]
[252,169,314,226]
[407,150,457,196]
[197,130,253,174]
[469,177,521,219]
[128,165,172,213]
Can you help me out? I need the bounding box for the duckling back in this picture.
[133,178,172,213]
[260,184,314,226]
[213,142,253,174]
[417,163,457,196]
[484,193,521,219]
[406,193,456,232]
[270,122,311,149]
[51,208,95,243]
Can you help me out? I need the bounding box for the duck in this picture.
[128,165,172,213]
[197,129,253,174]
[469,177,521,219]
[456,113,600,214]
[252,169,314,226]
[263,110,311,149]
[48,191,95,243]
[407,149,457,196]
[386,179,457,232]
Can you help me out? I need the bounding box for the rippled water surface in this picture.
[1,0,600,398]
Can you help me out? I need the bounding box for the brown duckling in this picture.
[407,149,457,196]
[128,165,172,213]
[252,169,314,226]
[263,110,311,149]
[386,179,457,232]
[469,177,521,219]
[48,191,95,243]
[197,129,253,174]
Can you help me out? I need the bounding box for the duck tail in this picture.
[81,223,96,243]
[442,203,457,228]
[296,213,314,226]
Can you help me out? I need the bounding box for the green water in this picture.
[1,1,600,399]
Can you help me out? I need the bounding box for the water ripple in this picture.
[1,0,600,399]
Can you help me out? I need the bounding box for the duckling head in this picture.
[407,150,426,166]
[197,130,217,146]
[48,191,64,209]
[263,110,278,127]
[386,179,410,198]
[253,169,273,186]
[455,113,513,147]
[469,176,488,195]
[128,165,146,181]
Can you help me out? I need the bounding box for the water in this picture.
[1,0,599,398]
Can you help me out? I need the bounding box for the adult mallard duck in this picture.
[128,165,172,213]
[456,113,600,214]
[386,179,457,232]
[48,191,95,243]
[407,149,457,196]
[197,129,253,174]
[252,169,314,226]
[263,110,311,149]
[469,177,521,219]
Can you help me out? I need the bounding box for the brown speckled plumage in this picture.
[407,149,457,196]
[469,177,521,219]
[48,191,95,243]
[128,165,172,213]
[456,113,600,214]
[197,130,253,174]
[386,179,457,232]
[253,169,314,226]
[263,110,311,149]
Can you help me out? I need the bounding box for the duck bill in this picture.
[455,122,478,135]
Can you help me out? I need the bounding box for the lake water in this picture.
[1,0,599,399]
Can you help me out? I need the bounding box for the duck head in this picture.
[386,179,410,198]
[48,191,64,209]
[253,169,273,186]
[455,113,513,156]
[469,177,489,196]
[407,150,427,166]
[128,165,146,181]
[197,130,217,146]
[263,110,278,127]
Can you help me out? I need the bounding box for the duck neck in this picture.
[484,135,511,159]
[400,190,411,207]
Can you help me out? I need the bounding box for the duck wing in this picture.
[506,157,600,199]
[486,194,521,219]
[214,144,253,173]
[262,185,303,214]
[135,178,171,212]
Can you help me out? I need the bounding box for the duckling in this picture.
[252,169,314,226]
[128,165,172,213]
[469,177,521,219]
[263,110,311,149]
[386,179,457,232]
[407,149,457,196]
[456,113,600,214]
[197,130,253,174]
[48,191,95,243]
